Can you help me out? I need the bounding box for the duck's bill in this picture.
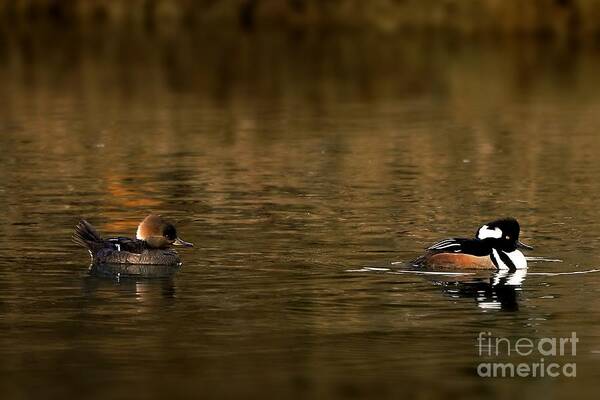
[517,241,533,250]
[173,237,194,247]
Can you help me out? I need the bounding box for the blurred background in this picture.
[2,1,600,400]
[0,0,594,35]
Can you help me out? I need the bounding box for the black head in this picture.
[476,218,532,251]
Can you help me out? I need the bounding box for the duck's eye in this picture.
[505,235,510,240]
[163,225,178,241]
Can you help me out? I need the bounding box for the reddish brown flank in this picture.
[427,253,496,270]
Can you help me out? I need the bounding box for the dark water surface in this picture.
[1,31,600,399]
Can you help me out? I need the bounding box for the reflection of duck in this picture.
[410,218,532,271]
[435,269,527,311]
[82,273,177,300]
[73,214,193,266]
[89,262,181,278]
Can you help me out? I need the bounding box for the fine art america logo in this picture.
[476,332,578,378]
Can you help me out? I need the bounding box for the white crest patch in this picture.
[477,225,503,240]
[136,224,143,240]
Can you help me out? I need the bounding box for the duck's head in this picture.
[136,214,194,249]
[476,218,532,252]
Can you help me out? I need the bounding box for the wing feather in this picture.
[426,237,491,257]
[427,238,463,251]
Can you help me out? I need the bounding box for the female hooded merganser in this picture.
[73,214,193,265]
[410,218,532,271]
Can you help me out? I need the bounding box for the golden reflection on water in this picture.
[1,29,600,399]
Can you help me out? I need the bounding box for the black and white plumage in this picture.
[426,238,490,255]
[410,218,532,271]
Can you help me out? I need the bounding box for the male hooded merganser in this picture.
[410,218,532,271]
[73,214,193,265]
